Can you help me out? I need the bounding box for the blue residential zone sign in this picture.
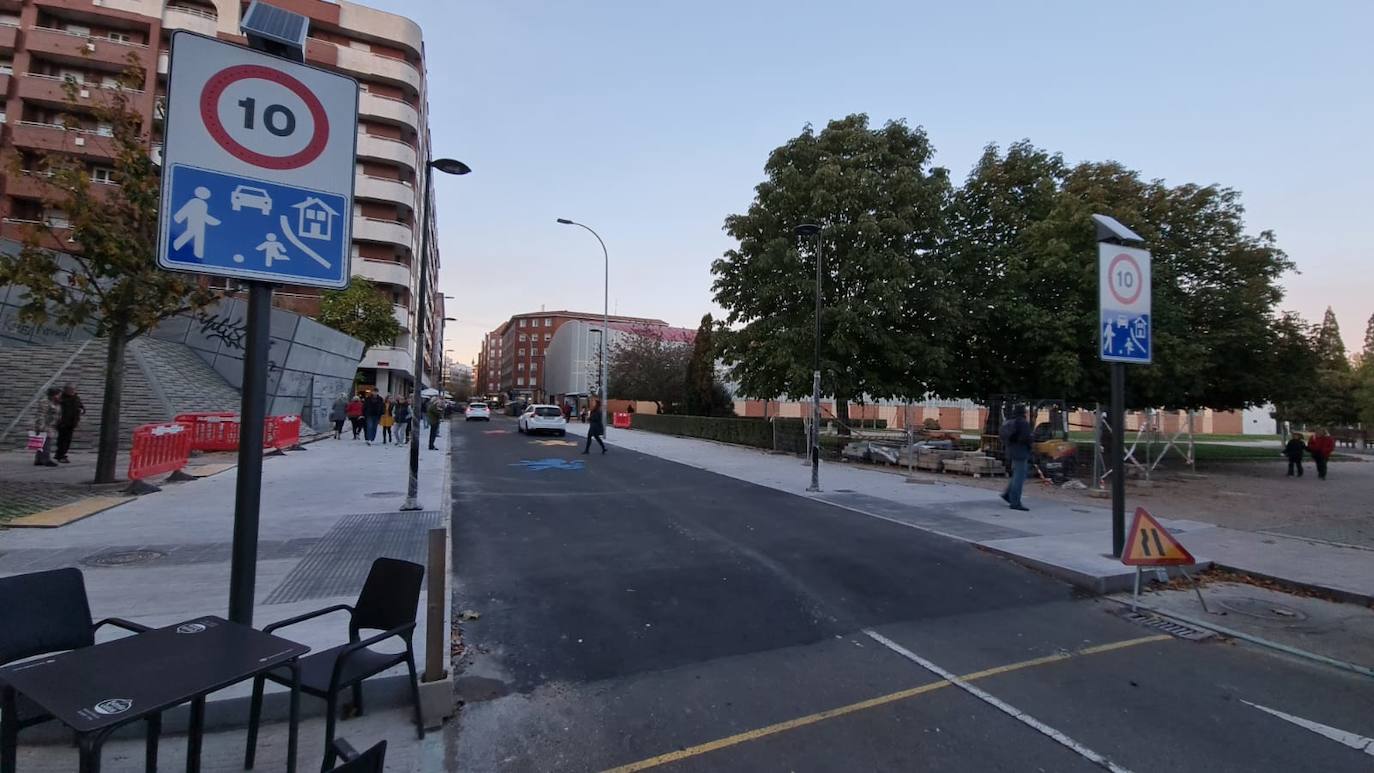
[1101,310,1152,364]
[160,164,349,287]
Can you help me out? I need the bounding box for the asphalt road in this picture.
[445,418,1374,772]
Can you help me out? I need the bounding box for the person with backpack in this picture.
[999,405,1032,511]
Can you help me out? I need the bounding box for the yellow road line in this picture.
[601,634,1171,773]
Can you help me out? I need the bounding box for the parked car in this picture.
[517,404,567,436]
[464,402,491,421]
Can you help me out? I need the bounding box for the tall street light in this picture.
[556,218,609,431]
[402,156,470,512]
[795,223,823,493]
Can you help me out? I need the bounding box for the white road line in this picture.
[864,630,1135,773]
[1242,700,1374,757]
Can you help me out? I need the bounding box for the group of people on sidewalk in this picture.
[29,384,84,467]
[329,392,446,450]
[1284,428,1337,480]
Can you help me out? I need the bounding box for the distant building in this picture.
[542,319,694,402]
[475,310,682,402]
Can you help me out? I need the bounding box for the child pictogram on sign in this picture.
[255,233,290,267]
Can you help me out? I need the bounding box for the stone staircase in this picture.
[0,337,240,451]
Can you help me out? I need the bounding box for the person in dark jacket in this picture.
[1307,428,1335,480]
[1284,432,1307,477]
[393,398,411,445]
[426,397,444,450]
[999,405,1032,511]
[362,391,385,445]
[328,394,348,439]
[583,400,607,454]
[55,384,84,463]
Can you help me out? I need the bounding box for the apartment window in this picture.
[518,333,526,342]
[64,23,91,37]
[91,167,115,184]
[95,123,113,137]
[544,333,551,341]
[517,362,524,370]
[517,377,525,386]
[543,318,551,327]
[105,31,132,43]
[0,57,12,76]
[530,362,537,371]
[529,376,537,386]
[518,348,524,357]
[519,319,526,327]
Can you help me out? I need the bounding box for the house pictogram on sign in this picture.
[291,196,338,241]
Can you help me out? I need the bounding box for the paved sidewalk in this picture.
[0,424,452,771]
[576,424,1374,602]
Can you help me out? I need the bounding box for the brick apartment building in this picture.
[475,310,674,403]
[0,0,446,394]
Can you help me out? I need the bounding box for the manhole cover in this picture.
[82,549,166,567]
[1217,597,1308,621]
[365,491,406,498]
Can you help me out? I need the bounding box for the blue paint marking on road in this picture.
[510,458,586,472]
[1100,310,1151,363]
[162,164,348,286]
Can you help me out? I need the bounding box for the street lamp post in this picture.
[556,218,609,431]
[402,156,470,512]
[796,224,822,493]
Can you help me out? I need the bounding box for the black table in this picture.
[0,616,308,773]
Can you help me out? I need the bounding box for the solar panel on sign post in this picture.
[241,1,309,51]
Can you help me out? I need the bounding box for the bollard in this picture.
[423,527,447,683]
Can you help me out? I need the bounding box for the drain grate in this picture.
[263,511,443,604]
[82,549,166,567]
[1120,610,1216,641]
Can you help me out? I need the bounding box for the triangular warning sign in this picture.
[1121,507,1195,566]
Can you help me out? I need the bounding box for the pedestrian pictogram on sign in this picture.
[1099,243,1152,364]
[1121,507,1194,566]
[156,31,358,289]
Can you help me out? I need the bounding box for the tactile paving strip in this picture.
[263,511,443,604]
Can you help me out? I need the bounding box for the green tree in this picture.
[1314,307,1348,369]
[946,144,1294,410]
[318,276,402,354]
[713,115,954,429]
[607,324,691,413]
[0,62,218,483]
[1362,313,1374,362]
[684,314,732,416]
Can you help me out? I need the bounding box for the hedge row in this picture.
[630,414,782,449]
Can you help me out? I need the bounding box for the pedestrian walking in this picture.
[998,405,1032,511]
[563,402,573,423]
[583,400,607,455]
[1284,431,1307,477]
[363,391,385,445]
[55,384,84,463]
[394,398,411,445]
[426,397,443,450]
[1308,428,1336,480]
[346,395,364,439]
[381,396,395,444]
[329,393,348,439]
[32,387,60,467]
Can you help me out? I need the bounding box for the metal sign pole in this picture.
[228,282,272,625]
[1110,362,1126,557]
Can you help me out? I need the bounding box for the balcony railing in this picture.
[32,25,149,48]
[24,72,145,94]
[165,4,217,20]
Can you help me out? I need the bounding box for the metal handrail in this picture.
[23,72,144,94]
[164,4,218,21]
[16,120,104,135]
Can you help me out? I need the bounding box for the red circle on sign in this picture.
[1107,253,1142,306]
[200,65,329,170]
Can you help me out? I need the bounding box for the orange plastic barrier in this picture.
[265,415,301,450]
[177,412,240,452]
[127,422,192,481]
[613,412,632,429]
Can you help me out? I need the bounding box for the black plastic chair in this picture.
[245,558,425,772]
[0,568,153,773]
[329,738,386,772]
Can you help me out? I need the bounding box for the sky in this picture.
[361,0,1373,366]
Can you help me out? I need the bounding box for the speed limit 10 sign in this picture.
[157,31,359,288]
[1099,243,1152,364]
